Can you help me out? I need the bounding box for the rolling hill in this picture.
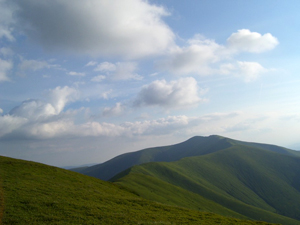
[0,155,274,224]
[113,145,300,225]
[73,135,300,181]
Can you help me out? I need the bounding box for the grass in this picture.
[0,155,277,225]
[0,180,4,224]
[114,146,300,225]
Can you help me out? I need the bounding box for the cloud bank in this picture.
[159,29,278,81]
[11,0,175,58]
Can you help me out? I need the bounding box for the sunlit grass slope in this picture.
[0,156,276,225]
[76,135,300,181]
[114,146,300,225]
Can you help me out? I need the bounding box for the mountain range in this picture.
[73,135,300,181]
[73,135,300,224]
[1,135,300,224]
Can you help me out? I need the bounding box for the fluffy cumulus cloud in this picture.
[9,86,78,120]
[10,0,175,58]
[159,30,278,79]
[134,77,202,108]
[227,29,279,53]
[0,58,13,82]
[0,115,28,138]
[9,100,57,120]
[48,86,79,114]
[0,86,80,139]
[94,61,142,80]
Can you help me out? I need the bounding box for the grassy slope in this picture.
[0,180,3,224]
[0,156,276,225]
[75,135,300,181]
[114,146,300,225]
[113,172,249,219]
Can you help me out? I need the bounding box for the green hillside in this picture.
[113,145,300,225]
[0,155,275,225]
[75,135,300,181]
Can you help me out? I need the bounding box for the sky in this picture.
[1,0,300,167]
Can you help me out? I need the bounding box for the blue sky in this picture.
[1,0,300,167]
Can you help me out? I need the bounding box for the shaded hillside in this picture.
[0,155,275,225]
[74,135,300,181]
[113,145,300,225]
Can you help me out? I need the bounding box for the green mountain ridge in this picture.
[113,144,300,224]
[0,155,273,224]
[74,135,300,181]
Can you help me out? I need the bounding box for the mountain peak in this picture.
[73,135,300,181]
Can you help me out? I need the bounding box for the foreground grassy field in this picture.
[0,155,276,224]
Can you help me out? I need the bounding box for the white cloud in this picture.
[91,75,106,83]
[48,86,79,114]
[94,61,142,81]
[0,86,80,139]
[134,77,202,108]
[0,114,28,137]
[110,62,142,80]
[0,105,295,147]
[85,61,97,67]
[0,58,13,82]
[159,30,278,78]
[159,35,225,76]
[122,115,191,136]
[0,108,3,114]
[220,61,268,82]
[12,0,175,58]
[68,71,85,76]
[19,59,53,72]
[95,62,116,72]
[237,61,268,82]
[0,0,15,41]
[9,86,79,120]
[101,90,113,100]
[227,29,279,53]
[102,102,125,117]
[9,100,57,120]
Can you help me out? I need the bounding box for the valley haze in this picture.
[1,0,300,167]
